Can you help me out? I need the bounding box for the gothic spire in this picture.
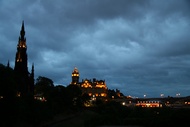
[15,21,27,72]
[20,20,25,41]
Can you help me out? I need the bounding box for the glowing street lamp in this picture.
[160,94,164,98]
[176,93,180,97]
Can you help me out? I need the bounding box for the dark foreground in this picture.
[1,99,190,127]
[43,107,190,127]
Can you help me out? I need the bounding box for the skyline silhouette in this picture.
[1,57,190,127]
[0,0,190,98]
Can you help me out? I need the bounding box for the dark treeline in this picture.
[0,63,121,127]
[0,63,85,127]
[1,63,190,127]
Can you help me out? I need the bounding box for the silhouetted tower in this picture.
[14,21,34,97]
[14,21,28,75]
[71,67,79,85]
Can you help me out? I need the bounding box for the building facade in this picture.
[70,67,108,100]
[14,21,34,97]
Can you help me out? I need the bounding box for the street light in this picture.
[176,93,180,97]
[160,94,164,98]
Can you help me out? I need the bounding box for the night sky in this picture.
[0,0,190,98]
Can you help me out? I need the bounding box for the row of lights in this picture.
[142,93,181,98]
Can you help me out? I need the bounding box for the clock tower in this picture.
[71,67,79,85]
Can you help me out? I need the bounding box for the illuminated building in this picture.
[81,78,108,98]
[34,93,47,102]
[14,21,34,97]
[70,67,108,100]
[136,100,162,107]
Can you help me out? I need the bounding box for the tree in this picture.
[81,93,91,103]
[0,64,18,127]
[51,85,67,112]
[66,84,82,107]
[0,63,17,99]
[34,76,54,101]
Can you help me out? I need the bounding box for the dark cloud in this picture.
[0,0,190,97]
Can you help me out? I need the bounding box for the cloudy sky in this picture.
[0,0,190,98]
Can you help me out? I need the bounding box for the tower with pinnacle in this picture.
[71,67,79,85]
[14,21,34,97]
